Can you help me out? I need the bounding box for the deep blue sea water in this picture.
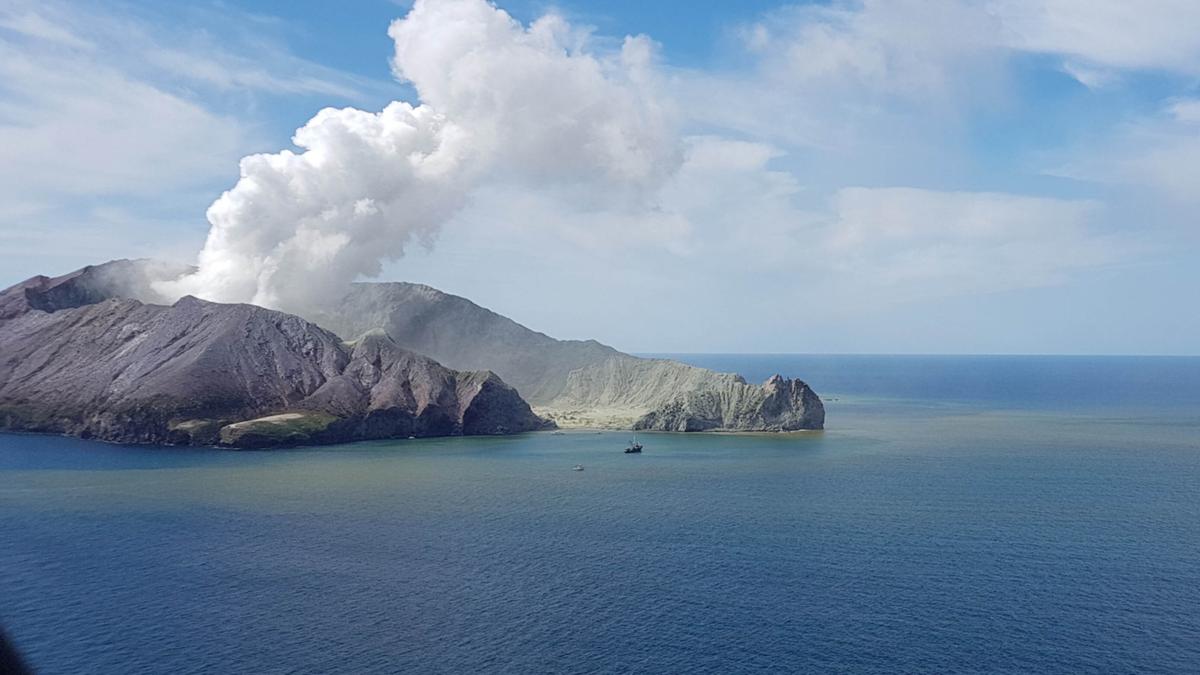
[2,355,1199,673]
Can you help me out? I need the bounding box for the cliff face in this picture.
[314,282,825,431]
[547,355,824,431]
[633,374,824,432]
[0,265,548,447]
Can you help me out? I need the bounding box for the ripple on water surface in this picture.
[2,355,1200,673]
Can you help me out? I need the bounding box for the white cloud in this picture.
[723,0,1200,122]
[0,0,1167,350]
[0,0,393,280]
[1167,99,1200,124]
[162,102,472,309]
[992,0,1200,77]
[0,9,92,48]
[0,41,245,199]
[1047,98,1200,205]
[743,0,1004,98]
[163,0,682,313]
[389,0,679,194]
[693,0,1010,154]
[1058,61,1117,89]
[403,136,1120,322]
[160,0,1132,317]
[139,44,366,100]
[455,136,800,261]
[821,187,1118,296]
[0,1,376,100]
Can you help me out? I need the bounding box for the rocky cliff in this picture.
[633,374,824,432]
[314,282,824,431]
[546,355,824,431]
[0,264,548,447]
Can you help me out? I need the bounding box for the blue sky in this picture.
[1,0,1198,354]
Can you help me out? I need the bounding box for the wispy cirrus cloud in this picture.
[0,1,382,100]
[992,0,1200,83]
[736,0,1200,95]
[1046,98,1200,206]
[0,0,391,280]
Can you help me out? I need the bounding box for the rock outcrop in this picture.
[548,355,824,431]
[634,374,824,432]
[0,265,549,447]
[313,282,824,431]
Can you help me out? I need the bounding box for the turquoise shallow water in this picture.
[2,355,1199,673]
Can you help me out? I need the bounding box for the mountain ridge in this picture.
[0,264,548,447]
[0,259,823,443]
[312,281,824,431]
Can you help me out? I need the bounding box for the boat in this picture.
[624,434,643,454]
[572,464,584,471]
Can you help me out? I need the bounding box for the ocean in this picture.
[2,355,1198,673]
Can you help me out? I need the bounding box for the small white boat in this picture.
[572,464,585,471]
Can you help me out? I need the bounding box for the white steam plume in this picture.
[159,0,678,312]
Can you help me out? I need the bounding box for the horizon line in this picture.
[632,352,1200,358]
